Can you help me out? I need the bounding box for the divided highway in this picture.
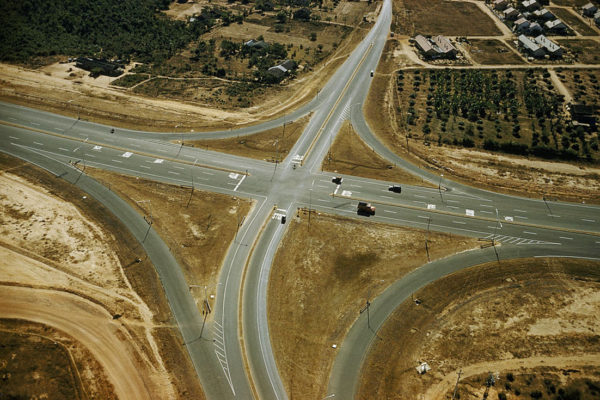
[1,0,599,398]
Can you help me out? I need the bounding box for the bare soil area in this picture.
[364,41,600,204]
[268,211,480,400]
[358,257,600,399]
[86,168,253,317]
[0,154,204,399]
[324,120,435,186]
[189,113,310,162]
[392,0,501,37]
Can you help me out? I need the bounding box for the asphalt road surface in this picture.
[1,0,599,398]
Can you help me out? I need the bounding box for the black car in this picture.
[388,185,402,193]
[332,176,343,185]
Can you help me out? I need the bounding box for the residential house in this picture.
[534,34,563,57]
[267,59,297,79]
[582,2,598,17]
[533,8,554,20]
[544,19,567,32]
[522,0,541,11]
[493,0,509,11]
[432,35,458,58]
[244,39,269,50]
[518,34,545,57]
[514,17,531,32]
[504,7,520,20]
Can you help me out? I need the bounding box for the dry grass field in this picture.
[0,153,204,399]
[392,0,501,37]
[551,0,591,6]
[268,211,480,400]
[556,68,600,105]
[188,114,310,161]
[466,39,525,65]
[358,258,600,399]
[86,169,253,316]
[323,120,434,186]
[556,39,600,64]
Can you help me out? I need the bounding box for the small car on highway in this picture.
[332,176,343,185]
[388,185,402,193]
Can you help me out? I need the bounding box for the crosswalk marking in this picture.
[483,233,560,246]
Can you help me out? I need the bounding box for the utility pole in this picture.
[360,292,382,340]
[451,369,462,400]
[186,159,197,208]
[425,217,431,262]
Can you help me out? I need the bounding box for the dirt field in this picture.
[0,153,205,399]
[358,257,600,399]
[267,211,480,400]
[0,320,102,400]
[363,42,600,203]
[466,39,525,65]
[324,120,434,186]
[86,169,253,316]
[392,0,501,37]
[188,114,310,162]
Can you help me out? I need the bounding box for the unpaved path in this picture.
[0,284,154,400]
[424,354,600,399]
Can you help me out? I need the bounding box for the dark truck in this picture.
[357,201,376,215]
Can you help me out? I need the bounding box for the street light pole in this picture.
[438,173,444,202]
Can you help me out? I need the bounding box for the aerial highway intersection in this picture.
[1,0,599,398]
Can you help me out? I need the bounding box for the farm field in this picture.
[359,257,600,399]
[394,68,599,162]
[466,39,525,65]
[392,0,502,37]
[268,211,479,400]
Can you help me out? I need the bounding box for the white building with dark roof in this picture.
[518,34,545,58]
[529,22,543,35]
[522,0,540,11]
[514,17,531,32]
[533,8,554,20]
[545,19,567,32]
[432,35,458,58]
[493,0,509,10]
[534,35,563,57]
[504,7,520,20]
[414,34,437,58]
[582,2,598,17]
